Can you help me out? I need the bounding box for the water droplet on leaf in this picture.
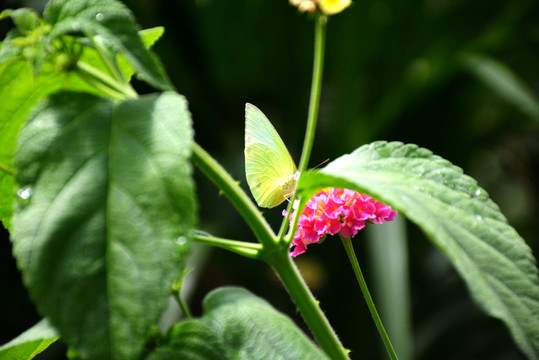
[176,236,187,246]
[96,12,104,21]
[17,187,33,200]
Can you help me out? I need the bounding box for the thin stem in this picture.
[193,232,262,259]
[173,290,192,319]
[268,252,349,360]
[340,235,399,360]
[297,14,326,174]
[278,14,327,242]
[191,143,277,249]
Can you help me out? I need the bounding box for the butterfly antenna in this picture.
[312,158,330,169]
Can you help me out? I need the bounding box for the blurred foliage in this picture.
[1,0,538,359]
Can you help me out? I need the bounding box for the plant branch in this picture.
[191,142,277,250]
[269,252,349,360]
[172,290,192,319]
[193,232,263,259]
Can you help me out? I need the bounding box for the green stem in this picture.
[193,232,262,259]
[340,235,399,360]
[191,143,276,249]
[191,142,347,358]
[269,252,349,360]
[173,290,193,319]
[297,14,326,174]
[278,14,327,242]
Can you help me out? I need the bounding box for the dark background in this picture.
[1,0,538,359]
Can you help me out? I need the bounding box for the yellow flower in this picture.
[317,0,352,15]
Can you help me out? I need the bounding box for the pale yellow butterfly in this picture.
[244,103,298,208]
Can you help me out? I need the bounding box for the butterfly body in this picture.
[245,103,298,208]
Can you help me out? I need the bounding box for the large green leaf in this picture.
[0,58,105,229]
[0,22,164,229]
[0,319,59,360]
[299,141,539,359]
[43,0,172,91]
[146,287,329,360]
[12,91,196,360]
[0,61,68,228]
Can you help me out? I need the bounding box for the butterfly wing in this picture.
[245,103,297,208]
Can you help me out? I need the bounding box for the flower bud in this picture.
[317,0,352,15]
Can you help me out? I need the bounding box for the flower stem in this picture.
[278,14,327,241]
[340,235,399,360]
[268,252,349,360]
[298,14,326,175]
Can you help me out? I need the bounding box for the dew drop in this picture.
[176,236,187,246]
[473,188,482,198]
[17,187,33,200]
[95,12,104,21]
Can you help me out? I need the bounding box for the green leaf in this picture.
[460,53,539,122]
[146,287,329,360]
[43,0,172,91]
[0,173,14,230]
[12,91,196,360]
[0,8,42,34]
[0,60,63,229]
[0,319,59,360]
[299,141,539,360]
[0,57,105,229]
[0,29,23,65]
[117,27,165,81]
[0,23,158,228]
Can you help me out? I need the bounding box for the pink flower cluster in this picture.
[285,188,397,257]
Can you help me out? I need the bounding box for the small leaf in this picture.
[117,27,166,82]
[0,8,42,34]
[147,287,329,360]
[460,52,539,122]
[13,91,196,360]
[300,141,539,359]
[44,0,172,90]
[0,319,59,360]
[0,30,23,66]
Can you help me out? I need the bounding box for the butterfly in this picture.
[245,103,298,208]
